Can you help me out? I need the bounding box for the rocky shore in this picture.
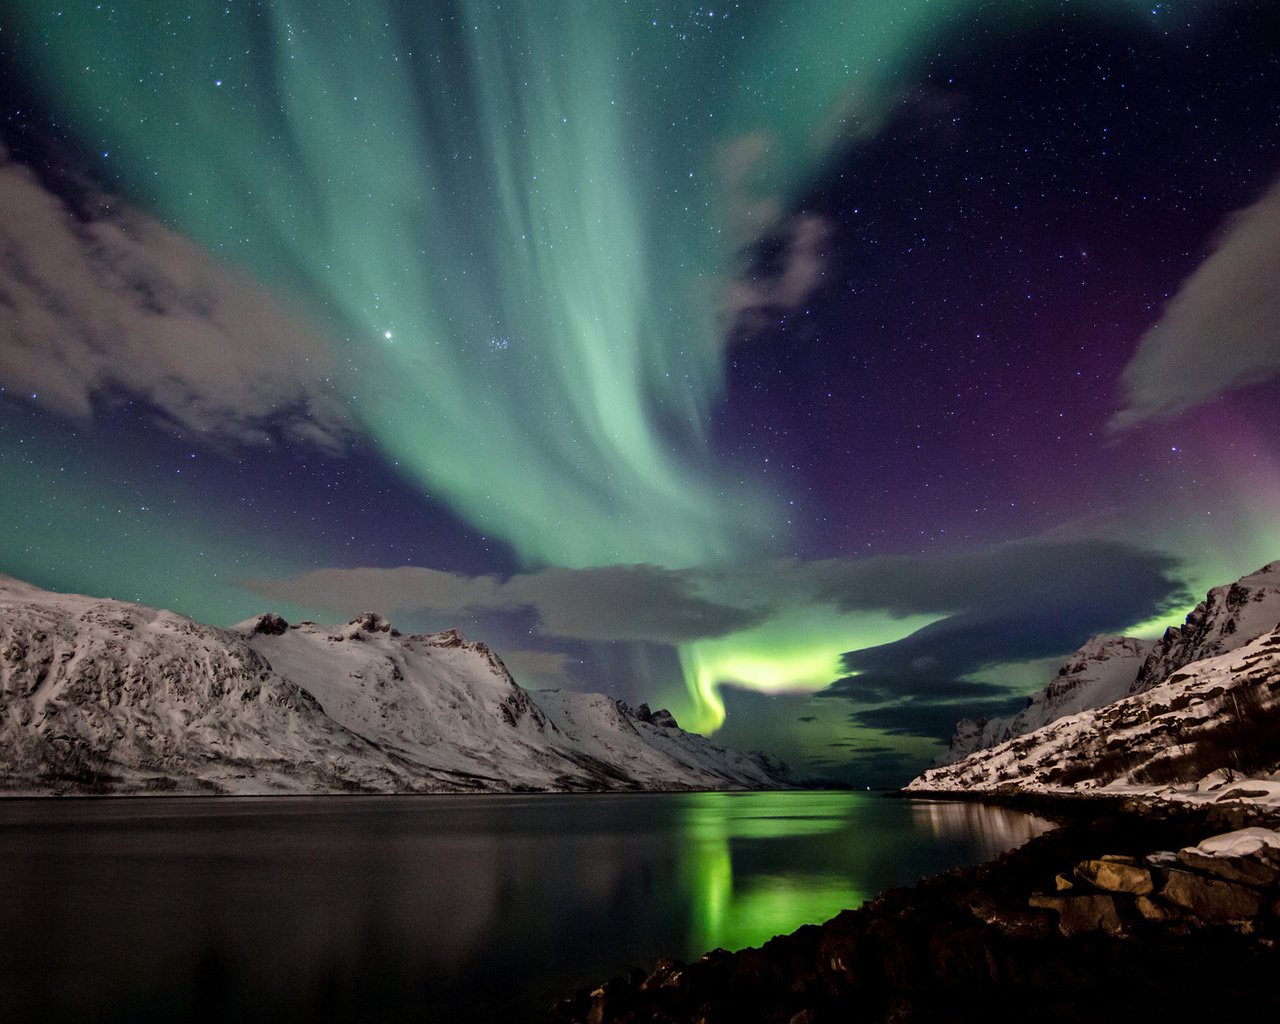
[546,799,1280,1023]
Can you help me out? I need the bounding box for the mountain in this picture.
[939,561,1280,765]
[942,635,1152,763]
[911,561,1280,798]
[0,576,790,795]
[906,623,1280,797]
[1129,560,1280,694]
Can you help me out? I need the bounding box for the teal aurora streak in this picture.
[7,0,1187,571]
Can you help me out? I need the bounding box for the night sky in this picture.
[3,1,1279,785]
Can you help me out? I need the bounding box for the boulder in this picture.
[1159,868,1261,923]
[1074,858,1155,895]
[1028,893,1124,937]
[249,613,289,636]
[1134,895,1178,922]
[1176,848,1279,888]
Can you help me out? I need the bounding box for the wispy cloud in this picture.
[1111,177,1280,429]
[0,148,350,451]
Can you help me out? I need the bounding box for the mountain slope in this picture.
[0,576,788,795]
[907,624,1280,797]
[942,635,1151,763]
[1130,560,1280,694]
[939,562,1280,766]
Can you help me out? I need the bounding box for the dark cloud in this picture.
[821,672,1012,703]
[848,696,1027,743]
[804,538,1186,620]
[507,566,768,642]
[251,537,1186,674]
[248,563,766,644]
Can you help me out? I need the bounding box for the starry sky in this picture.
[3,1,1280,785]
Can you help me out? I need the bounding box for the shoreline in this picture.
[546,794,1280,1023]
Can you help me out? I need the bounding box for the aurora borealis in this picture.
[3,1,1280,784]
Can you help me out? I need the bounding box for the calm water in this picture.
[0,792,1051,1022]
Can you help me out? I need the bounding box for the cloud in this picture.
[847,696,1026,742]
[248,536,1186,691]
[822,673,1014,704]
[0,151,350,451]
[722,214,831,336]
[803,537,1185,620]
[497,649,577,691]
[247,563,767,644]
[1111,177,1280,429]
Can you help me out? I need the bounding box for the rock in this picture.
[1054,873,1075,891]
[1028,892,1125,937]
[650,708,679,729]
[249,613,289,636]
[1176,848,1279,888]
[1074,858,1155,895]
[1159,868,1261,923]
[1134,895,1178,922]
[1100,854,1141,865]
[640,959,684,991]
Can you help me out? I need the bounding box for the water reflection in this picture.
[0,793,1052,1022]
[680,792,1054,953]
[911,797,1055,858]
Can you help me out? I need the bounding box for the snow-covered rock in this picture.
[906,625,1280,801]
[1130,560,1280,694]
[938,561,1280,767]
[941,635,1151,764]
[0,575,790,795]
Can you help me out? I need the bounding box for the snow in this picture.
[906,625,1280,808]
[916,561,1280,814]
[0,577,789,795]
[942,635,1151,763]
[1190,826,1280,860]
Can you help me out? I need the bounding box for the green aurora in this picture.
[4,0,1270,753]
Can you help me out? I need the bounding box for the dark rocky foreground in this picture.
[546,799,1280,1023]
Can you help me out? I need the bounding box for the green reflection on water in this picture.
[680,792,865,953]
[675,791,1053,954]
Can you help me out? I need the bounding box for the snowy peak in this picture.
[908,624,1280,797]
[1131,561,1280,694]
[941,634,1150,764]
[1036,635,1152,711]
[0,578,790,795]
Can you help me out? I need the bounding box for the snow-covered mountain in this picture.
[0,576,790,795]
[1129,560,1280,694]
[907,624,1280,797]
[912,561,1280,798]
[942,635,1152,763]
[939,561,1280,765]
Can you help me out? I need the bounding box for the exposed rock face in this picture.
[1131,560,1280,694]
[0,575,791,795]
[942,635,1151,763]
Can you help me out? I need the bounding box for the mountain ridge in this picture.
[911,560,1280,799]
[940,561,1280,766]
[0,575,791,795]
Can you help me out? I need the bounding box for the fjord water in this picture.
[0,792,1050,1022]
